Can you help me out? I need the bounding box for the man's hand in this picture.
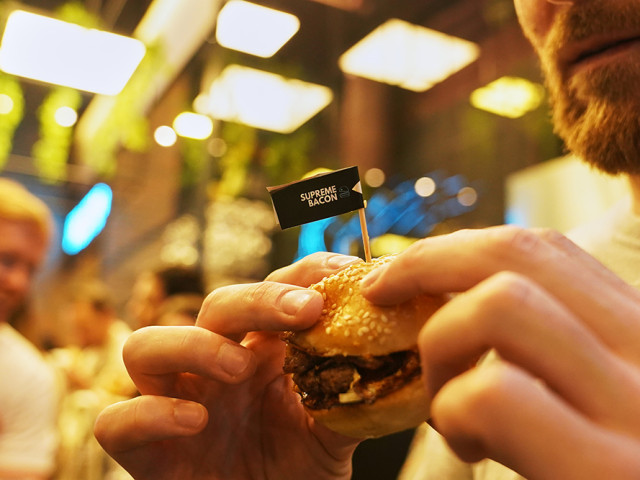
[362,226,640,479]
[94,252,363,480]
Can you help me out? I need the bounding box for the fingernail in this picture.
[327,255,362,270]
[174,402,206,429]
[280,290,318,316]
[361,267,383,290]
[218,342,252,377]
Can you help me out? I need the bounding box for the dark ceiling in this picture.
[4,0,520,183]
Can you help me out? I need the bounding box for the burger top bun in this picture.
[289,255,445,357]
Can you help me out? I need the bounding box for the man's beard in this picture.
[540,2,640,175]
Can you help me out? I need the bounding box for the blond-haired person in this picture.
[0,178,58,480]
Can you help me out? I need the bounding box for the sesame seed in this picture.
[357,326,370,336]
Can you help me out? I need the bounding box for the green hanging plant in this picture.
[215,123,258,198]
[32,87,82,183]
[86,42,165,176]
[181,137,208,186]
[0,73,24,170]
[51,1,165,177]
[28,2,98,183]
[55,1,102,28]
[262,127,314,186]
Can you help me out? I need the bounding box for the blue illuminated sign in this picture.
[62,183,113,255]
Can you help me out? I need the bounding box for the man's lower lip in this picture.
[568,38,640,76]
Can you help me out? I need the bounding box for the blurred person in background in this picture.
[48,280,136,480]
[155,293,205,327]
[94,1,640,479]
[0,178,59,480]
[126,265,205,330]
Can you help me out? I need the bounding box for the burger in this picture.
[282,255,445,439]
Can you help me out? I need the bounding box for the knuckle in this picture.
[246,282,276,306]
[459,363,515,415]
[471,272,538,330]
[534,227,565,243]
[466,364,515,415]
[484,271,536,306]
[490,225,545,256]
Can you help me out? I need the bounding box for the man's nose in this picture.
[3,264,32,296]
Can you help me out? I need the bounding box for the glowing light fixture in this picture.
[415,176,436,197]
[199,64,333,134]
[457,186,478,207]
[54,106,78,127]
[216,0,300,58]
[364,168,386,188]
[62,183,112,255]
[0,10,145,95]
[154,125,177,146]
[0,93,13,114]
[173,112,214,139]
[470,76,546,118]
[339,19,480,92]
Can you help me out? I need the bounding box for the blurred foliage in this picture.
[181,136,208,186]
[32,87,82,183]
[0,73,24,170]
[212,121,315,200]
[84,43,164,177]
[56,1,103,28]
[214,123,258,198]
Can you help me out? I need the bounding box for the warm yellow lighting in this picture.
[0,10,145,95]
[216,0,300,58]
[54,106,78,127]
[415,176,436,197]
[207,138,227,157]
[470,76,546,118]
[193,93,210,114]
[0,94,13,114]
[364,168,386,188]
[339,19,480,92]
[202,64,333,134]
[154,125,177,147]
[173,112,214,140]
[371,234,418,257]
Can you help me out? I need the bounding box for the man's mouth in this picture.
[564,34,640,75]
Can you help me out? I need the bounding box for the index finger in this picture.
[197,252,362,340]
[361,226,640,357]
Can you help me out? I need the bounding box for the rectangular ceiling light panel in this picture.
[339,19,480,92]
[201,65,333,134]
[0,10,146,95]
[470,76,546,118]
[216,0,300,58]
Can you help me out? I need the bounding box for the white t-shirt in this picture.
[399,198,640,480]
[0,323,59,476]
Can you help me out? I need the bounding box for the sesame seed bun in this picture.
[284,255,446,439]
[291,255,445,357]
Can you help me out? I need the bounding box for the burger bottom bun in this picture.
[307,375,430,439]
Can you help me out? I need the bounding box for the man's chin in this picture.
[551,72,640,174]
[557,108,640,175]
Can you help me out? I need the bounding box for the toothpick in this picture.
[359,201,372,263]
